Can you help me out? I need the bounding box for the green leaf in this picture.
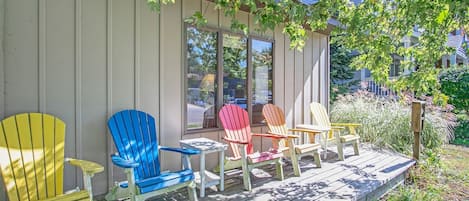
[185,11,208,27]
[436,4,449,24]
[145,0,469,98]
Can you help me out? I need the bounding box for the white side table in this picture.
[180,137,227,197]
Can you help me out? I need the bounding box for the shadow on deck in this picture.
[151,144,415,201]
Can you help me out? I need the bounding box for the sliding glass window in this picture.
[251,39,273,124]
[186,27,218,130]
[185,26,273,131]
[223,33,248,109]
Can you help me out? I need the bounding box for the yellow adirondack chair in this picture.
[310,102,361,161]
[262,104,322,177]
[0,113,104,201]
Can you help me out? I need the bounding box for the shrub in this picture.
[439,66,469,146]
[439,66,469,111]
[330,90,456,154]
[452,114,469,146]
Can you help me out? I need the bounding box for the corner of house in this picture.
[0,0,4,121]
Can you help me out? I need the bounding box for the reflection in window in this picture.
[223,34,248,110]
[185,26,275,131]
[186,27,218,130]
[252,39,273,124]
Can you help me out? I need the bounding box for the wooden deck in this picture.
[150,144,415,201]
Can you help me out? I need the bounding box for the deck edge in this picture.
[358,160,416,201]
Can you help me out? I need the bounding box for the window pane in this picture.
[223,34,248,110]
[186,27,218,130]
[252,39,273,124]
[390,55,401,77]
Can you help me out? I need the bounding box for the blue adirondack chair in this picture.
[106,110,200,201]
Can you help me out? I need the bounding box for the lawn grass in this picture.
[385,145,469,200]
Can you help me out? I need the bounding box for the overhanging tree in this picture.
[148,0,469,103]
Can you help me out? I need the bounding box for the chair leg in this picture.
[353,139,360,155]
[126,169,137,201]
[242,164,251,191]
[275,159,284,181]
[83,173,93,201]
[105,183,131,201]
[240,145,252,191]
[187,181,198,201]
[291,155,301,177]
[313,150,322,168]
[287,139,301,177]
[337,143,345,161]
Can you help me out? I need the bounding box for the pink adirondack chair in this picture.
[219,104,285,191]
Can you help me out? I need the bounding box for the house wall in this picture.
[0,0,3,197]
[0,0,329,199]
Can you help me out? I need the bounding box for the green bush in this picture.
[452,114,469,146]
[439,66,469,111]
[330,91,456,154]
[439,66,469,146]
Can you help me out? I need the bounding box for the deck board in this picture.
[149,144,415,201]
[312,155,406,200]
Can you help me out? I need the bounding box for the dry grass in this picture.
[331,92,455,155]
[385,145,469,201]
[439,145,469,200]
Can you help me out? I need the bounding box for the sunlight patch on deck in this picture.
[150,144,415,201]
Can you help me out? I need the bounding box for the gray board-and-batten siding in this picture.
[0,0,330,198]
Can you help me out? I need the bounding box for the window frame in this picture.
[184,24,275,134]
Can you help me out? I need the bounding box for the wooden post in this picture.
[411,101,425,160]
[413,131,420,160]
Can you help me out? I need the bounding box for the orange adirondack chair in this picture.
[219,104,285,191]
[310,102,361,160]
[0,113,104,201]
[262,104,322,176]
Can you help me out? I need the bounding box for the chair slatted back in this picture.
[107,110,160,181]
[0,113,65,201]
[262,104,288,149]
[310,102,335,139]
[219,105,253,159]
[310,102,332,127]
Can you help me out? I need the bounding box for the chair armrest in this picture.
[295,124,330,131]
[160,146,200,155]
[252,133,287,139]
[332,123,361,135]
[223,137,249,144]
[331,126,346,130]
[331,123,361,127]
[289,128,324,134]
[267,131,299,139]
[110,155,139,169]
[66,158,104,175]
